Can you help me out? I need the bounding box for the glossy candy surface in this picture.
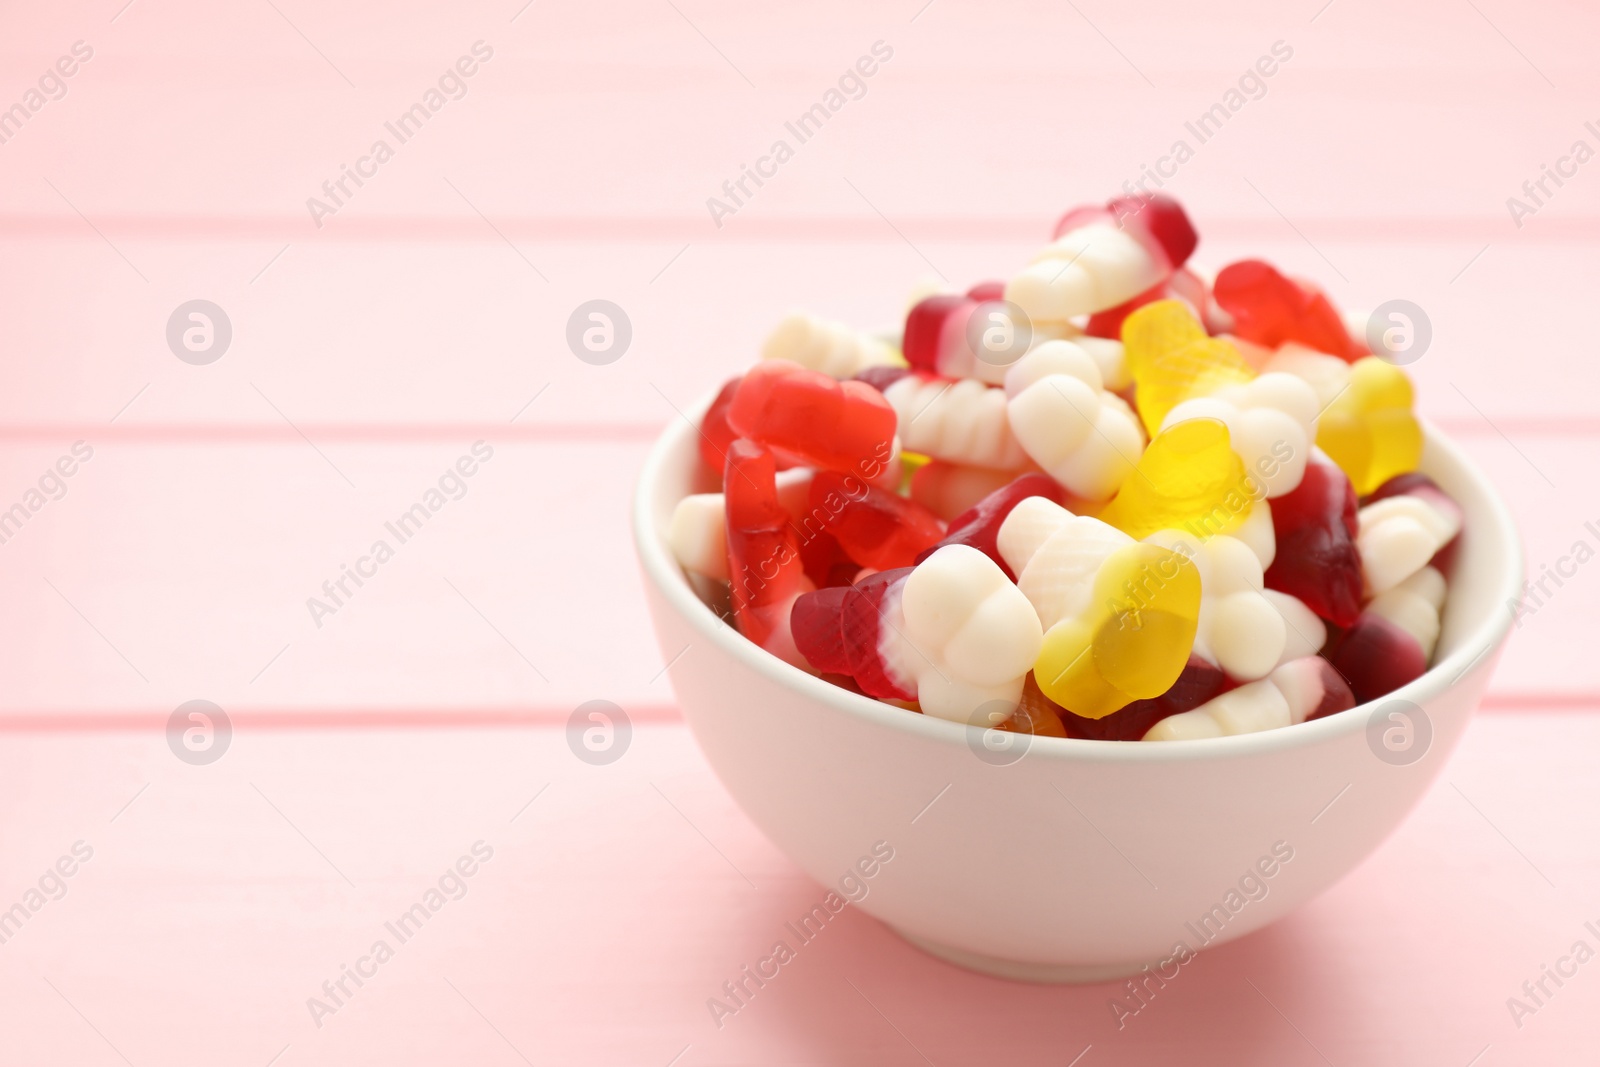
[1121,300,1256,436]
[807,470,946,570]
[1315,357,1423,496]
[1212,259,1365,361]
[998,497,1201,718]
[762,312,901,379]
[1263,457,1363,627]
[1098,418,1252,541]
[724,441,810,662]
[728,359,899,477]
[917,472,1064,579]
[1004,341,1144,501]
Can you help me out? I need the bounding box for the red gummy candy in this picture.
[1054,193,1199,271]
[1265,459,1364,628]
[727,360,898,477]
[798,528,858,589]
[841,568,916,701]
[724,440,805,649]
[1059,656,1228,741]
[1213,260,1365,361]
[808,471,946,571]
[790,585,852,675]
[902,294,970,374]
[1324,614,1428,705]
[791,568,916,697]
[697,377,742,476]
[966,280,1008,303]
[914,472,1064,579]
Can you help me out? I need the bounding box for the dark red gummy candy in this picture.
[1324,615,1428,705]
[1059,656,1229,741]
[914,472,1065,580]
[1265,459,1364,628]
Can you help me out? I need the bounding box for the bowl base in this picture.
[892,927,1154,985]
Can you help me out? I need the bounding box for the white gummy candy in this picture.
[1161,372,1319,498]
[1358,493,1461,597]
[1143,657,1338,741]
[881,375,1030,471]
[1144,531,1284,682]
[880,544,1043,724]
[1003,342,1145,502]
[762,312,899,379]
[1005,224,1164,323]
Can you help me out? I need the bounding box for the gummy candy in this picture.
[697,377,743,477]
[1121,300,1256,437]
[806,470,946,570]
[1143,531,1292,682]
[1356,479,1462,597]
[909,461,1021,522]
[728,359,899,478]
[668,493,729,581]
[1212,259,1365,361]
[724,441,811,662]
[996,674,1070,737]
[1006,194,1198,324]
[1097,418,1254,541]
[916,472,1064,579]
[792,546,1042,722]
[763,312,902,378]
[902,289,1034,385]
[1003,341,1144,502]
[1263,456,1363,627]
[877,373,1030,471]
[1314,357,1423,496]
[998,497,1201,717]
[1160,372,1319,499]
[1085,266,1208,342]
[1325,566,1445,704]
[1063,656,1228,740]
[1143,656,1355,740]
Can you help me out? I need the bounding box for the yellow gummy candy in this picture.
[1123,300,1256,436]
[1097,418,1252,541]
[1033,542,1201,718]
[1316,357,1423,495]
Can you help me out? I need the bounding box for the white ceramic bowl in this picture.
[634,400,1522,982]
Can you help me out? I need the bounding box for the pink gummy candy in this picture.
[724,440,806,649]
[914,472,1064,579]
[966,280,1008,302]
[1265,458,1364,627]
[808,470,946,571]
[727,360,898,477]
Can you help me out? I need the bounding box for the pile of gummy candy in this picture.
[668,193,1462,742]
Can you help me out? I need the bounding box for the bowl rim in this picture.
[633,392,1525,764]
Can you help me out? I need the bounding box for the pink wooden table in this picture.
[1,0,1596,1062]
